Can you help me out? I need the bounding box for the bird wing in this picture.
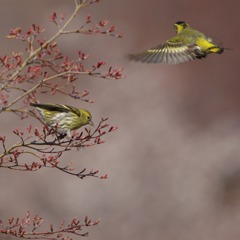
[30,103,81,116]
[129,36,201,64]
[62,105,81,117]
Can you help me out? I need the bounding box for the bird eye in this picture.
[87,116,91,120]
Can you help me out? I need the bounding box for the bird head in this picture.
[174,21,189,34]
[81,109,94,126]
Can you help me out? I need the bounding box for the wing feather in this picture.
[129,36,201,64]
[30,103,81,116]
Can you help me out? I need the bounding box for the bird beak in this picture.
[89,120,94,126]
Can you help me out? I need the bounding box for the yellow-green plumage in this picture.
[30,103,93,136]
[129,21,224,64]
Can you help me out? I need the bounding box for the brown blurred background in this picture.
[1,0,240,239]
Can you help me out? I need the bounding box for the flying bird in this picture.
[129,21,224,64]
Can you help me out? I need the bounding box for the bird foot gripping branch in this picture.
[30,103,94,137]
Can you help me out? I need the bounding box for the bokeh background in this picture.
[1,0,240,239]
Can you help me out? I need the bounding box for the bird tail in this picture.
[29,102,39,107]
[208,46,224,54]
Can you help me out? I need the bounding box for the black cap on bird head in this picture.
[174,21,189,34]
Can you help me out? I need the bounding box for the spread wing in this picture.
[129,36,205,64]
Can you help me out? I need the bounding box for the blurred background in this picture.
[0,0,240,239]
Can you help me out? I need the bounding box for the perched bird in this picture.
[129,21,224,64]
[30,103,94,137]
